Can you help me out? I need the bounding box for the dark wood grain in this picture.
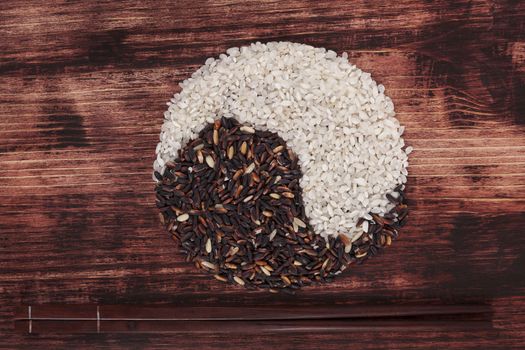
[1,0,524,348]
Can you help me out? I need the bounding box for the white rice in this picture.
[154,41,409,238]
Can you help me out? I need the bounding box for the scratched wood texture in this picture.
[1,0,524,348]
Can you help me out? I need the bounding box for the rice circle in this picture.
[154,41,409,239]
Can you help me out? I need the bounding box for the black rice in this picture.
[155,117,408,290]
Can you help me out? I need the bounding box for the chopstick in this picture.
[15,304,492,334]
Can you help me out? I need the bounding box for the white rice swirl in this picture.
[154,41,409,239]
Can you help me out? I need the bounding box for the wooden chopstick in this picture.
[15,304,492,334]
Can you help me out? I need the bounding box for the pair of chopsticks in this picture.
[15,304,492,334]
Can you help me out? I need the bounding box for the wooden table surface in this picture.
[1,0,524,348]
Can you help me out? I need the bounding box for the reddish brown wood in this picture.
[0,0,524,348]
